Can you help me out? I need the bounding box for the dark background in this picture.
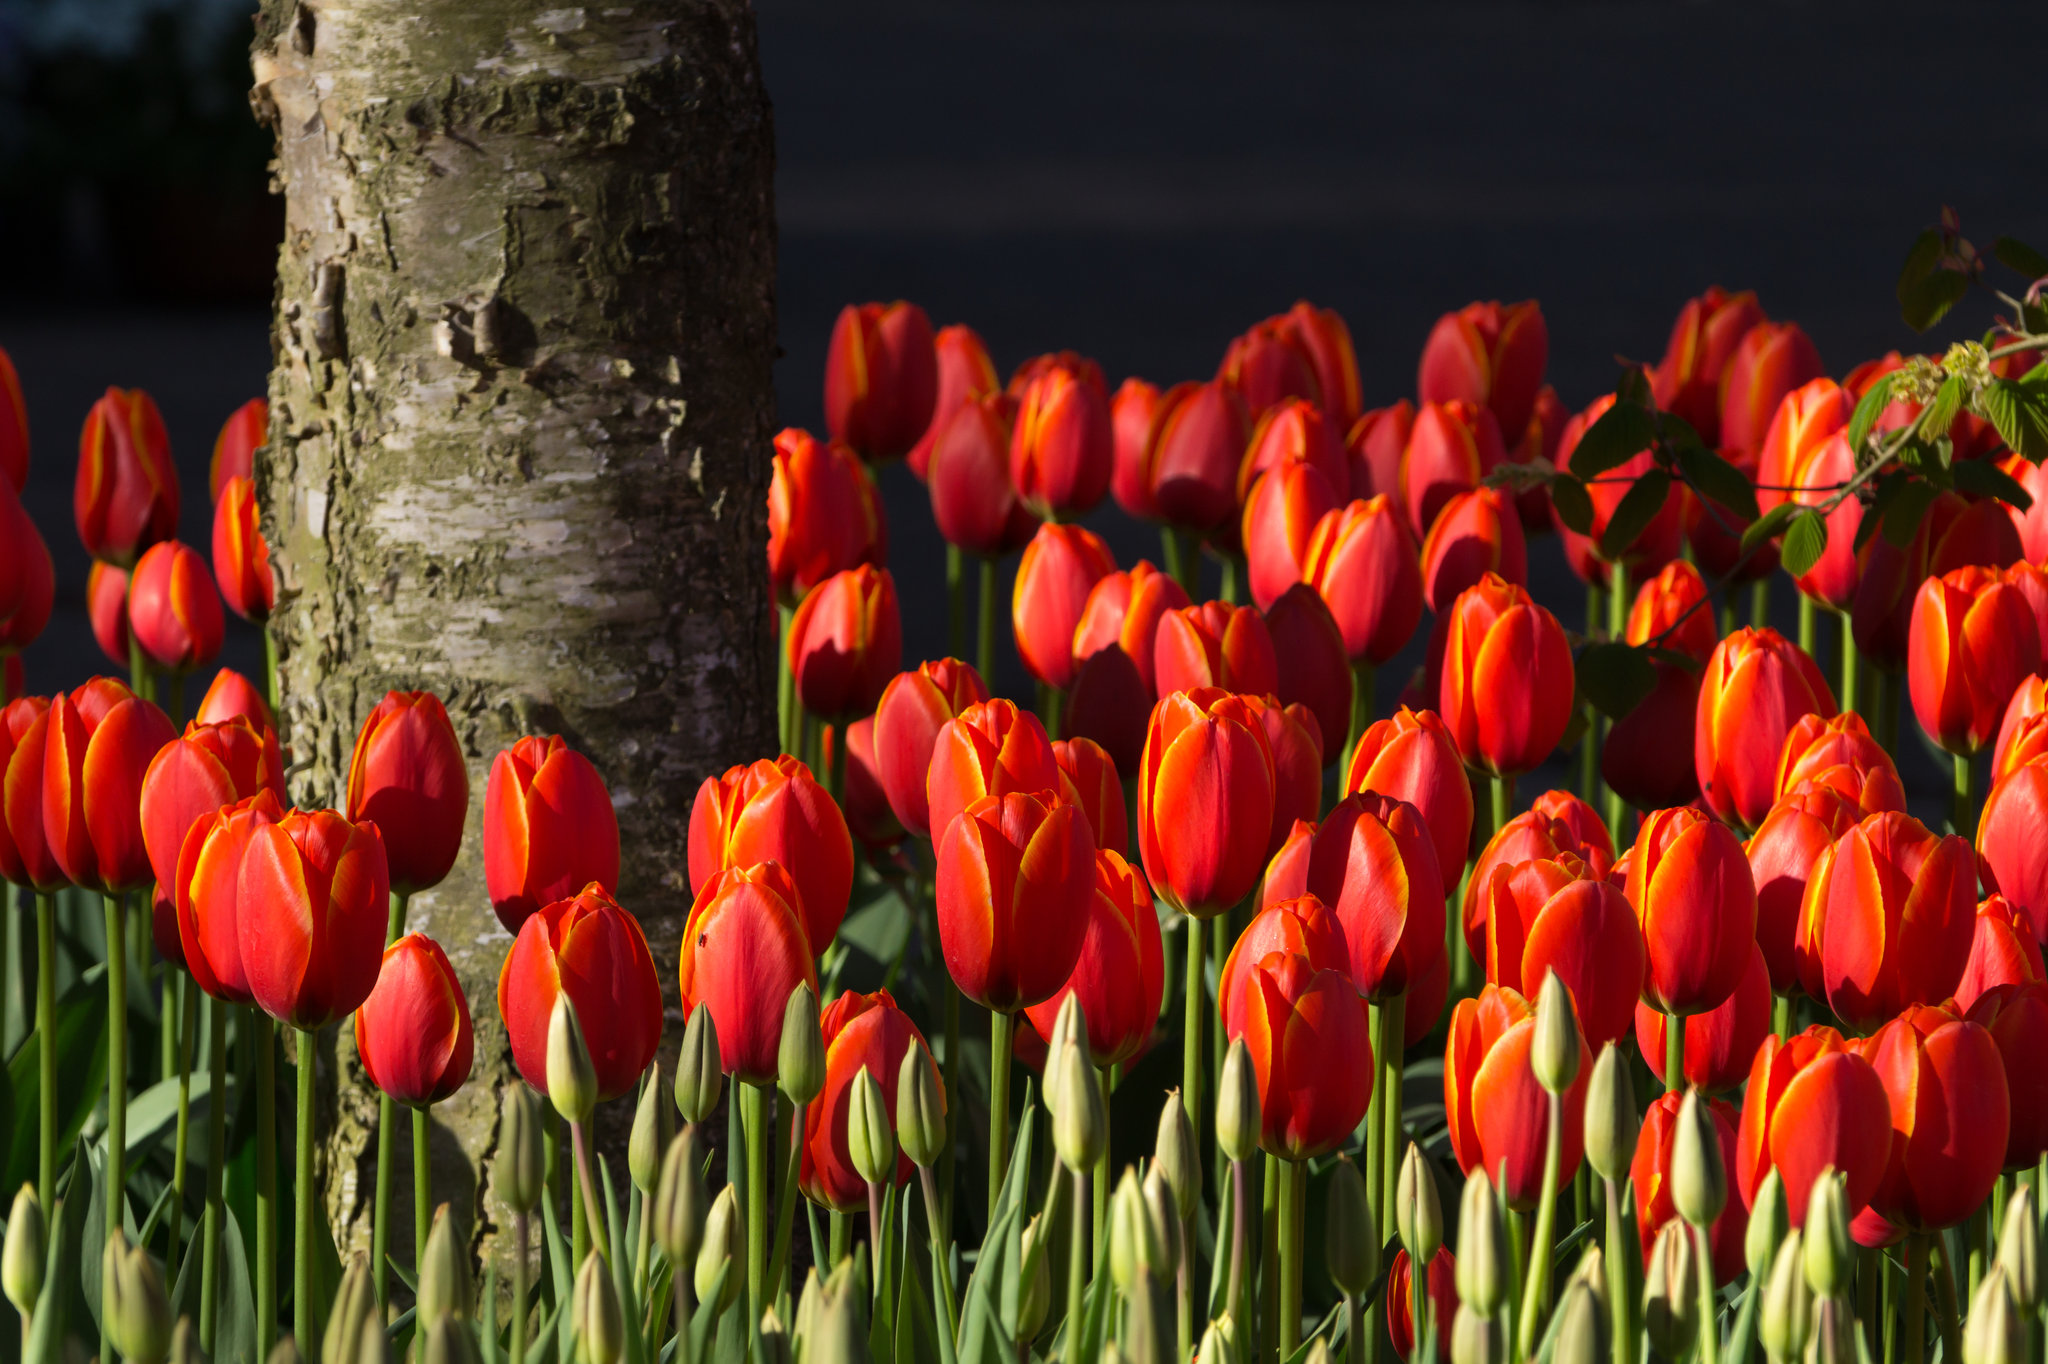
[3,0,2047,820]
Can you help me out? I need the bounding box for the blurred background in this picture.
[3,0,2047,816]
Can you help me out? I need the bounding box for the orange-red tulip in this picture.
[210,475,275,622]
[1505,383,1568,531]
[675,863,817,1084]
[1466,791,1614,928]
[1420,485,1526,614]
[1239,398,1347,509]
[1417,300,1549,440]
[0,697,53,889]
[1853,1004,2008,1239]
[1804,810,1975,1033]
[1386,1248,1458,1364]
[1023,849,1163,1067]
[1628,561,1718,665]
[1267,791,1443,1003]
[1737,1024,1893,1225]
[1243,459,1340,613]
[1753,377,1852,517]
[1146,379,1252,534]
[1345,706,1473,889]
[935,790,1095,1013]
[769,429,886,607]
[871,658,990,838]
[1719,321,1823,459]
[41,678,175,893]
[502,883,665,1097]
[789,565,903,720]
[833,716,902,851]
[1695,628,1835,828]
[1242,696,1323,857]
[907,324,1000,481]
[1652,288,1766,445]
[1071,561,1189,702]
[1635,1092,1748,1284]
[128,540,223,674]
[1153,601,1279,700]
[1345,401,1412,503]
[1013,523,1116,691]
[1439,574,1575,777]
[925,698,1061,857]
[1218,318,1321,419]
[75,386,178,568]
[1010,353,1112,519]
[1274,303,1361,429]
[0,346,24,492]
[1850,494,2022,671]
[0,486,53,658]
[1773,712,1906,816]
[1746,786,1861,993]
[927,393,1037,557]
[1908,564,2041,756]
[1400,400,1507,542]
[1302,496,1424,667]
[140,717,286,900]
[86,561,129,668]
[1263,584,1353,757]
[1110,378,1165,521]
[689,754,851,954]
[208,397,265,499]
[238,808,391,1029]
[1137,688,1276,919]
[1954,894,2044,1015]
[1626,805,1756,1017]
[1218,894,1349,1039]
[824,301,937,462]
[195,667,274,733]
[174,792,285,1003]
[355,933,474,1107]
[1601,663,1703,813]
[800,989,935,1211]
[1475,857,1643,1048]
[2004,456,2048,562]
[1553,393,1681,585]
[1965,982,2048,1172]
[484,735,621,934]
[1635,943,1771,1093]
[1980,756,2048,940]
[346,689,469,896]
[1444,983,1590,1210]
[1052,737,1125,858]
[1230,948,1373,1160]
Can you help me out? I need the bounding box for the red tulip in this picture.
[1954,894,2045,1015]
[1506,384,1568,532]
[1805,811,1975,1033]
[1719,321,1823,459]
[1773,712,1907,817]
[0,697,53,889]
[1400,400,1507,542]
[675,863,817,1084]
[689,754,852,954]
[1908,564,2042,756]
[789,565,903,720]
[42,678,175,893]
[238,808,391,1029]
[1781,431,1862,613]
[0,482,52,642]
[1475,857,1644,1048]
[1052,737,1126,858]
[1386,1248,1458,1364]
[1010,353,1113,519]
[1965,982,2048,1172]
[1243,459,1341,613]
[210,476,275,622]
[1276,303,1362,429]
[1420,486,1526,614]
[174,792,285,1003]
[140,717,286,898]
[346,690,469,896]
[1137,688,1276,919]
[1993,677,2048,782]
[1754,378,1852,516]
[1218,894,1349,1038]
[86,562,129,668]
[800,989,935,1211]
[1695,628,1836,829]
[1344,706,1473,888]
[1635,1092,1749,1284]
[832,717,902,851]
[195,668,274,734]
[1242,696,1323,856]
[1737,1024,1893,1225]
[925,698,1061,856]
[1230,949,1373,1160]
[1023,849,1164,1067]
[1636,943,1771,1093]
[1239,399,1347,505]
[208,398,265,499]
[1013,523,1116,691]
[75,387,178,568]
[1554,393,1682,585]
[1980,757,2048,939]
[1746,786,1861,993]
[1302,497,1424,667]
[1153,601,1279,700]
[870,659,990,839]
[1601,662,1703,813]
[1264,584,1353,756]
[1853,1004,2008,1238]
[935,791,1095,1013]
[1626,805,1756,1017]
[1464,798,1616,963]
[502,883,664,1097]
[1444,983,1590,1210]
[1439,574,1575,777]
[1145,380,1251,534]
[355,933,474,1107]
[484,735,621,935]
[1851,494,2023,672]
[1218,318,1321,419]
[2003,455,2048,562]
[824,301,937,462]
[1627,561,1718,665]
[128,540,224,674]
[1071,562,1189,700]
[1652,288,1766,445]
[907,324,1000,480]
[1271,791,1443,1003]
[927,394,1038,558]
[0,346,24,492]
[1109,378,1165,521]
[1345,401,1412,502]
[1417,300,1549,439]
[769,429,886,607]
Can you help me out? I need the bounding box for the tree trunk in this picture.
[248,0,776,1273]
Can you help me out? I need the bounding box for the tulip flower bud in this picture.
[675,1006,724,1127]
[810,1263,874,1364]
[793,1269,824,1354]
[1569,1244,1607,1308]
[3,1184,43,1316]
[1967,1267,2027,1364]
[1455,1169,1507,1316]
[1642,1221,1698,1362]
[1143,1169,1184,1280]
[546,995,599,1126]
[1300,1341,1329,1364]
[1808,1296,1857,1364]
[1450,1309,1506,1364]
[1670,1089,1727,1229]
[573,1251,625,1364]
[1801,1171,1852,1300]
[628,1065,674,1196]
[323,1253,377,1364]
[654,1130,708,1267]
[268,1338,305,1364]
[1051,1036,1105,1174]
[1998,1186,2040,1313]
[422,1316,479,1364]
[1110,1168,1158,1290]
[1582,1043,1637,1183]
[168,1319,201,1364]
[103,1230,172,1364]
[1745,1167,1787,1281]
[896,1044,947,1169]
[501,1085,547,1215]
[417,1204,473,1325]
[1153,1094,1199,1225]
[696,1185,742,1311]
[1045,993,1083,1080]
[1531,971,1583,1095]
[1018,1215,1053,1343]
[1396,1143,1443,1267]
[1198,1318,1238,1364]
[845,1067,896,1188]
[1216,1041,1261,1164]
[1550,1281,1604,1364]
[1323,1156,1378,1297]
[778,984,825,1107]
[1757,1232,1812,1364]
[758,1310,791,1364]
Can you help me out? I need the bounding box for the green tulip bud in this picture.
[696,1184,742,1311]
[1454,1169,1506,1316]
[1045,995,1083,1077]
[1301,1340,1329,1364]
[1449,1308,1505,1364]
[1018,1214,1052,1343]
[1642,1221,1697,1362]
[1801,1170,1853,1300]
[1198,1318,1238,1364]
[546,994,599,1126]
[1324,1156,1378,1297]
[417,1203,473,1326]
[1582,1043,1636,1183]
[1997,1184,2040,1313]
[266,1339,304,1364]
[501,1085,547,1216]
[655,1129,709,1267]
[1152,1092,1199,1224]
[895,1044,947,1169]
[628,1064,674,1195]
[1109,1168,1158,1290]
[1744,1167,1787,1281]
[1568,1243,1606,1308]
[793,1269,824,1357]
[1808,1295,1857,1364]
[321,1252,377,1364]
[1396,1142,1442,1267]
[103,1230,172,1364]
[3,1183,44,1317]
[167,1319,202,1364]
[778,984,825,1107]
[1143,1168,1184,1280]
[1965,1266,2026,1364]
[758,1311,791,1364]
[1550,1280,1604,1364]
[1670,1089,1727,1229]
[1123,1276,1172,1364]
[810,1262,872,1364]
[1531,971,1582,1095]
[1216,1041,1261,1164]
[845,1067,897,1187]
[1051,1034,1106,1173]
[422,1316,479,1364]
[573,1251,624,1364]
[676,1006,724,1127]
[1757,1231,1812,1364]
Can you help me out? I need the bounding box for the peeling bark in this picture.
[248,0,775,1271]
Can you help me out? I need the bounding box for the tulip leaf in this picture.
[218,1205,260,1364]
[1992,235,2048,280]
[1953,456,2034,511]
[3,965,110,1195]
[1597,470,1672,561]
[895,1240,941,1364]
[1738,501,1800,554]
[1921,375,1965,442]
[1576,643,1659,721]
[81,1143,105,1337]
[1564,402,1656,481]
[1981,378,2048,462]
[1881,478,1941,549]
[1675,446,1759,521]
[1549,475,1594,536]
[1779,509,1829,578]
[25,1144,90,1364]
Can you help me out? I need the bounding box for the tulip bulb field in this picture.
[5,213,2048,1364]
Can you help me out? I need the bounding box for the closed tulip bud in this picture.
[779,984,825,1106]
[1801,1172,1852,1299]
[355,933,474,1109]
[756,1310,790,1364]
[845,1067,896,1187]
[1965,1267,2026,1364]
[1198,1318,1238,1364]
[76,386,179,568]
[1109,1169,1157,1290]
[417,1204,473,1325]
[573,1251,625,1364]
[1455,1169,1507,1316]
[85,560,130,667]
[628,1066,673,1195]
[1672,1088,1728,1229]
[2,1184,42,1314]
[1550,1281,1603,1364]
[1012,523,1116,691]
[1582,1043,1637,1184]
[1745,1167,1788,1280]
[1152,1094,1199,1224]
[1325,1156,1378,1296]
[696,1185,741,1311]
[1017,1215,1053,1342]
[1397,1143,1442,1266]
[1450,1309,1505,1364]
[546,995,599,1125]
[935,790,1094,1013]
[323,1255,376,1364]
[103,1230,172,1364]
[1999,1185,2039,1312]
[1217,1041,1261,1163]
[810,1264,874,1364]
[1122,1276,1173,1364]
[654,1130,708,1266]
[1569,1243,1606,1304]
[268,1339,304,1364]
[1642,1221,1697,1361]
[1050,1038,1104,1174]
[1143,1168,1183,1278]
[1299,1342,1329,1364]
[421,1316,478,1364]
[1531,971,1581,1095]
[895,1044,947,1169]
[168,1319,201,1364]
[768,429,885,608]
[500,1084,546,1215]
[676,1006,723,1126]
[1756,1232,1812,1364]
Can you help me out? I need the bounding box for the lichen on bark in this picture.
[247,0,776,1272]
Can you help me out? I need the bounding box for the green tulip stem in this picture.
[866,1177,886,1301]
[1094,1065,1112,1260]
[1798,593,1816,659]
[1581,582,1604,808]
[35,891,55,1210]
[1517,1092,1564,1358]
[572,1116,608,1258]
[1412,1252,1429,1364]
[200,1000,228,1354]
[1750,578,1770,631]
[1364,1002,1384,1233]
[1171,530,1200,601]
[1261,1153,1282,1364]
[1227,1157,1251,1345]
[946,544,967,661]
[1603,1175,1634,1364]
[258,1013,279,1354]
[1954,753,1975,841]
[1346,660,1375,767]
[414,1105,432,1269]
[941,976,960,1240]
[1036,681,1064,744]
[372,889,409,1308]
[170,971,195,1268]
[768,1098,805,1306]
[512,1209,532,1364]
[989,1010,1016,1221]
[1930,1235,1962,1364]
[1159,528,1183,591]
[1693,1221,1721,1364]
[830,1210,850,1270]
[977,557,997,687]
[742,1082,769,1319]
[1178,1213,1194,1364]
[1180,921,1203,1195]
[1343,1293,1361,1364]
[777,603,795,756]
[1218,554,1240,606]
[263,624,281,719]
[293,1026,316,1359]
[1603,562,1630,836]
[1379,991,1406,1226]
[1066,1166,1088,1356]
[828,719,849,805]
[919,1164,959,1342]
[1210,917,1228,1190]
[1278,1157,1305,1358]
[103,894,128,1243]
[1665,1012,1684,1095]
[1771,993,1792,1043]
[1492,774,1514,842]
[1840,616,1860,716]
